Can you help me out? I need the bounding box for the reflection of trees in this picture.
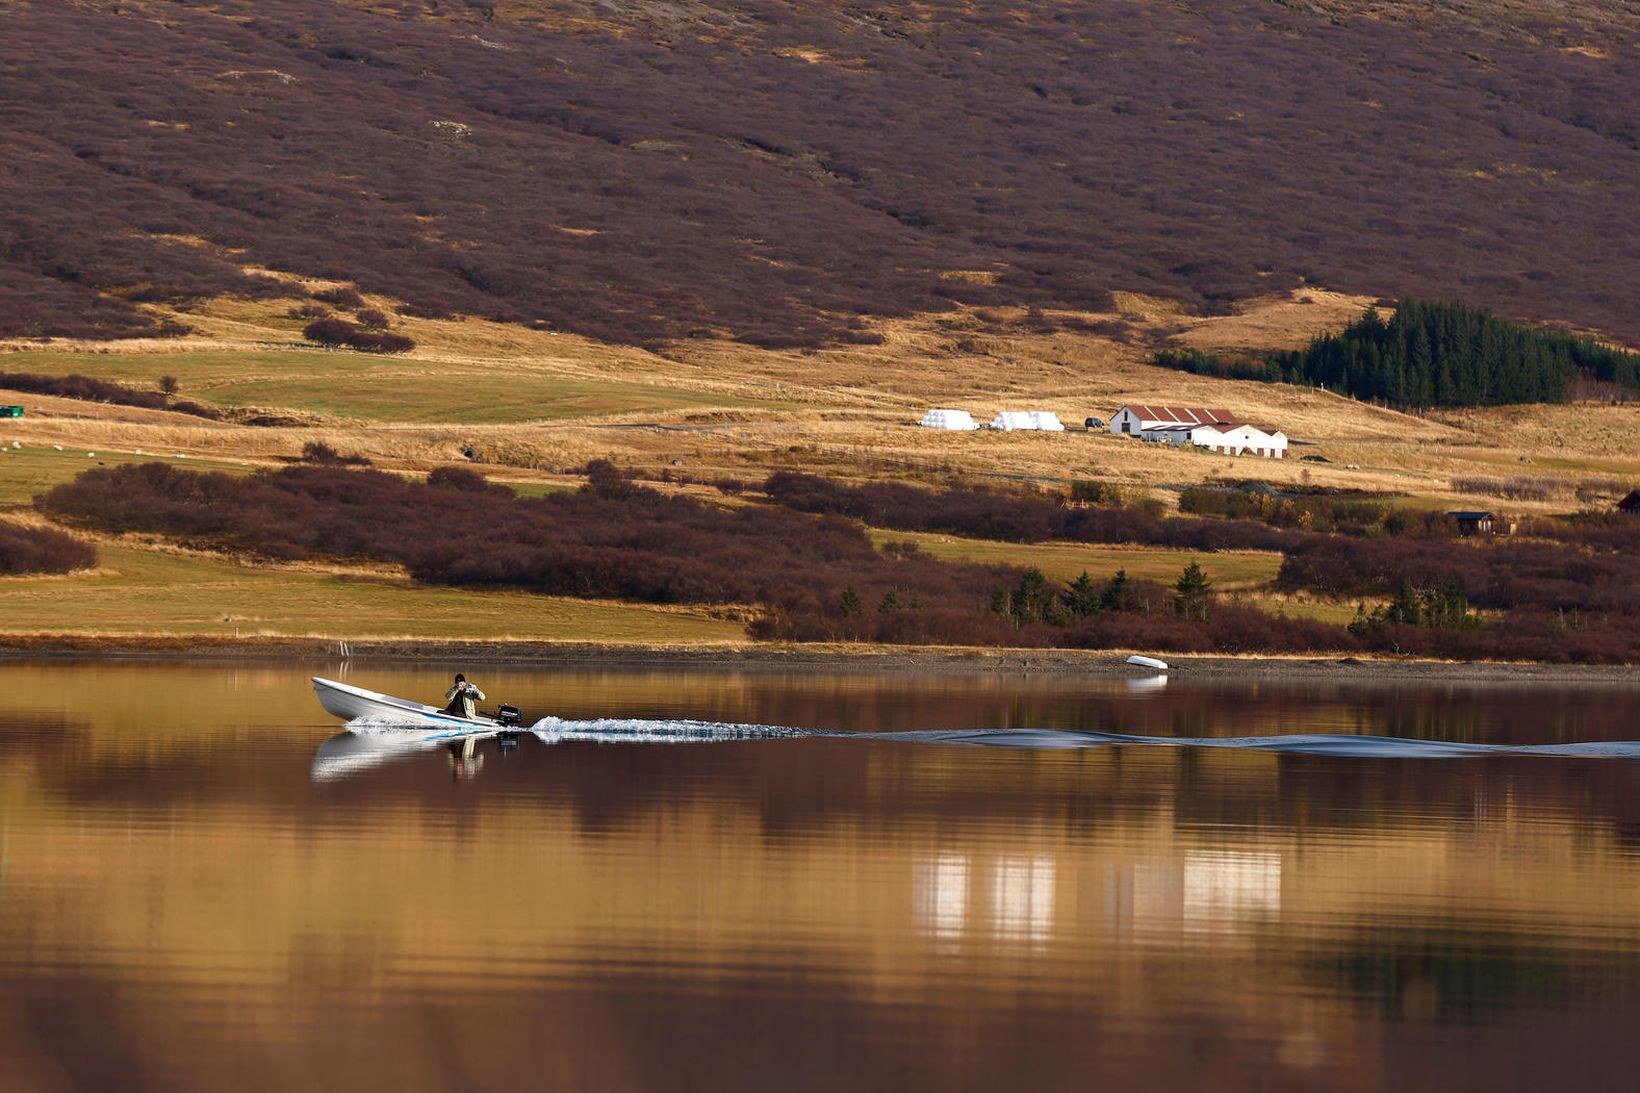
[1303,925,1640,1020]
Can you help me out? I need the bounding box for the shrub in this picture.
[303,319,357,347]
[303,319,415,353]
[764,472,1290,551]
[345,330,415,354]
[1450,475,1569,501]
[37,462,1019,616]
[312,287,365,309]
[0,519,97,575]
[0,371,220,420]
[1179,484,1392,534]
[32,460,1640,661]
[299,441,372,466]
[426,465,504,493]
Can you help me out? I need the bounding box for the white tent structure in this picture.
[918,408,979,431]
[989,410,1065,432]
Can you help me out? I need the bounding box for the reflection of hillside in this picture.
[4,664,1640,1089]
[6,739,1639,985]
[5,742,1639,1087]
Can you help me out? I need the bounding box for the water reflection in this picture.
[309,730,496,782]
[1,662,1638,1091]
[1125,673,1169,695]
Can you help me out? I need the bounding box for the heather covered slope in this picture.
[2,0,1637,346]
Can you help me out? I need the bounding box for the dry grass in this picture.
[0,539,742,642]
[6,287,1635,514]
[1166,290,1384,352]
[1,284,1634,645]
[865,529,1282,589]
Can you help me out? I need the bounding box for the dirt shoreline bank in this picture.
[1,635,1637,683]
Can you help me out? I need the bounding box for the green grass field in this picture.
[867,528,1283,587]
[0,447,257,507]
[0,541,743,642]
[865,528,1372,622]
[1,349,781,424]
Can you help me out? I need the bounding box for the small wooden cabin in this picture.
[1448,510,1496,536]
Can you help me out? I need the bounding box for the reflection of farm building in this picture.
[1620,489,1640,514]
[917,848,1281,946]
[1109,403,1287,458]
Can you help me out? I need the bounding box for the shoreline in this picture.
[2,635,1637,683]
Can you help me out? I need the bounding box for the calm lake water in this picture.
[2,661,1639,1092]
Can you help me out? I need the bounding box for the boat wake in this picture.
[527,718,1640,760]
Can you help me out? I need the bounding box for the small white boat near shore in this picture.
[1125,654,1169,672]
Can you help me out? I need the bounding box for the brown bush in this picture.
[299,441,371,467]
[0,371,220,420]
[0,519,96,575]
[37,462,1640,661]
[312,287,365,309]
[303,319,414,353]
[764,472,1290,551]
[302,319,356,347]
[1449,475,1569,501]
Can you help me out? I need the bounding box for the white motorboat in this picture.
[311,676,523,740]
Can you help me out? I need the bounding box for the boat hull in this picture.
[312,676,506,737]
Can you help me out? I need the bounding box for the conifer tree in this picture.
[1011,567,1051,625]
[1063,571,1102,619]
[1101,568,1136,612]
[1173,561,1212,621]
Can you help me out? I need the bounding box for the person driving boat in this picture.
[443,673,486,719]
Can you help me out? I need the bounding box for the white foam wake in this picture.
[523,719,1640,759]
[529,716,815,745]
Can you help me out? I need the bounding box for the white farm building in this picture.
[918,408,979,431]
[1163,422,1288,458]
[989,410,1065,432]
[1110,404,1287,458]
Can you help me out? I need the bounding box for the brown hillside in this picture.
[0,0,1636,348]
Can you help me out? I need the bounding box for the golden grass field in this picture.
[1,282,1635,642]
[0,537,740,643]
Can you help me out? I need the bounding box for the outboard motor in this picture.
[495,704,522,728]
